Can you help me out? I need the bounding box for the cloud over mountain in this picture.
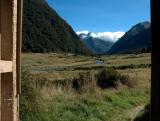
[76,31,125,42]
[76,31,89,35]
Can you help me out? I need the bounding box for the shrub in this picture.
[112,64,151,70]
[95,68,131,89]
[72,71,93,92]
[34,75,73,91]
[119,74,134,87]
[34,76,49,88]
[95,68,120,89]
[20,67,41,113]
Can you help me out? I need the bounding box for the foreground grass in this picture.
[21,53,151,121]
[21,87,150,121]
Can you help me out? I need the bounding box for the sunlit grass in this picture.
[21,53,151,121]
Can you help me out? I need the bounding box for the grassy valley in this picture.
[21,1,151,120]
[21,53,151,121]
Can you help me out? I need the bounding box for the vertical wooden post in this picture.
[17,0,23,120]
[17,0,23,96]
[0,0,1,119]
[151,0,160,121]
[0,0,22,121]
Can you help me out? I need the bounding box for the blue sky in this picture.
[47,0,150,32]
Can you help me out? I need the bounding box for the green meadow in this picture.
[21,53,151,121]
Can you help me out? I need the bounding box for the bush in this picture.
[33,75,73,91]
[95,68,131,89]
[72,71,94,92]
[20,67,41,113]
[95,68,120,89]
[119,74,134,87]
[134,104,150,121]
[34,76,49,88]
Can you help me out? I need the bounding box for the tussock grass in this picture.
[21,53,151,121]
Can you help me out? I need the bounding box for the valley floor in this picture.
[21,53,151,121]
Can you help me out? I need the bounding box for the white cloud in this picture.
[76,31,89,35]
[77,31,125,42]
[90,33,97,38]
[96,31,125,42]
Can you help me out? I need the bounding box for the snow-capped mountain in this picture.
[77,31,125,43]
[76,31,124,55]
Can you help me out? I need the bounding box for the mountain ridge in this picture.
[77,32,114,55]
[108,21,151,54]
[22,0,92,55]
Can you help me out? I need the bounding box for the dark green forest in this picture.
[108,22,151,54]
[22,0,92,55]
[22,0,151,56]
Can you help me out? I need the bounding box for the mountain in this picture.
[108,21,151,54]
[22,0,92,55]
[78,32,114,55]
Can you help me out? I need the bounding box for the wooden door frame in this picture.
[0,0,23,121]
[1,0,160,121]
[151,0,160,121]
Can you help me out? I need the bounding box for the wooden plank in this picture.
[0,61,13,73]
[0,0,1,120]
[12,0,19,120]
[16,1,23,120]
[1,0,19,121]
[17,0,23,95]
[1,73,14,121]
[1,0,13,61]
